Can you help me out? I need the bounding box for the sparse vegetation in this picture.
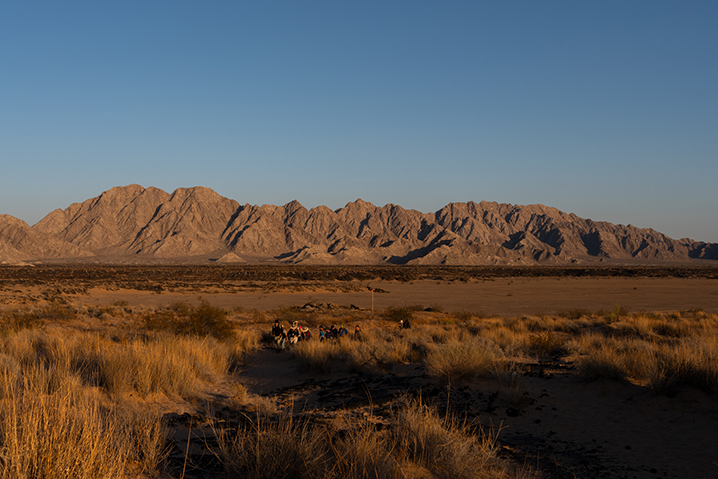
[0,266,716,478]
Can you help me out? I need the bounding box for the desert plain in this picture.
[0,265,716,479]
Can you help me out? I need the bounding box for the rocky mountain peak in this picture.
[0,185,715,265]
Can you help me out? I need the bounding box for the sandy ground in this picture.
[236,347,718,479]
[71,276,718,315]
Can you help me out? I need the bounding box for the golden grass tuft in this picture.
[0,366,167,479]
[394,397,534,479]
[425,338,503,382]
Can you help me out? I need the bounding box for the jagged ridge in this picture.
[0,185,715,265]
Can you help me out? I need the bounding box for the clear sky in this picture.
[1,1,716,242]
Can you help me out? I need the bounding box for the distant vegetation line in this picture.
[1,264,717,285]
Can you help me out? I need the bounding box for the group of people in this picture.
[271,320,309,350]
[271,320,362,350]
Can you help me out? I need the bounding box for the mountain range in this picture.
[1,185,716,265]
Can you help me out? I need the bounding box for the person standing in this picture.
[272,321,287,350]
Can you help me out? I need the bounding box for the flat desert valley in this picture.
[0,265,716,479]
[4,265,717,314]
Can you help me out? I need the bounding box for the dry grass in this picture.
[0,328,239,398]
[569,315,718,395]
[0,299,264,478]
[281,310,718,398]
[216,415,329,479]
[214,398,532,479]
[142,299,236,340]
[394,397,533,479]
[0,363,167,478]
[425,338,503,382]
[0,293,714,478]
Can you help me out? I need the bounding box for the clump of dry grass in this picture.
[289,324,451,375]
[216,415,329,479]
[230,382,278,415]
[383,305,414,323]
[330,420,402,478]
[646,336,718,395]
[37,299,77,321]
[102,334,233,397]
[570,334,632,381]
[425,338,503,382]
[291,339,344,374]
[526,331,566,357]
[394,397,533,479]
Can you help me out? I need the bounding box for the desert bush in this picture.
[229,329,262,370]
[651,316,700,338]
[383,306,413,324]
[0,309,40,333]
[610,315,656,338]
[422,325,455,344]
[500,317,529,334]
[453,311,475,322]
[604,304,629,323]
[37,300,77,321]
[116,407,169,478]
[570,333,717,394]
[143,299,235,340]
[287,324,438,375]
[0,373,125,479]
[109,335,231,397]
[478,325,530,358]
[0,329,232,398]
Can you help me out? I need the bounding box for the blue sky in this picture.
[1,1,716,242]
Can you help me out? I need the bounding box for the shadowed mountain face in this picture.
[1,185,715,265]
